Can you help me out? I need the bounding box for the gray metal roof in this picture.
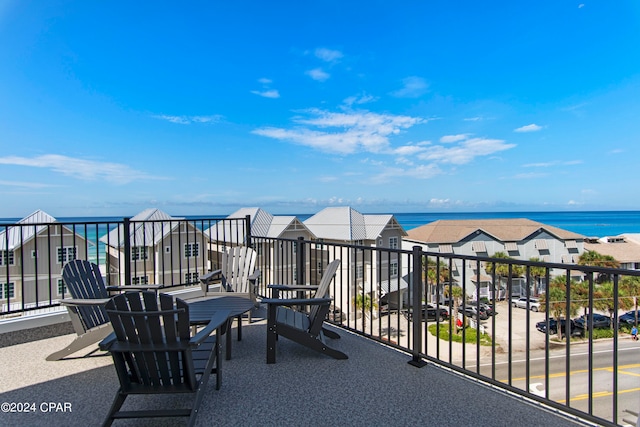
[99,208,183,248]
[303,206,407,241]
[0,210,58,250]
[205,207,313,243]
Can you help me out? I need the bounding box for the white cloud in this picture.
[306,68,330,82]
[514,123,543,132]
[315,48,343,63]
[440,134,470,143]
[253,109,423,154]
[251,89,280,99]
[418,138,515,165]
[0,180,60,188]
[153,114,222,125]
[0,154,165,184]
[258,78,272,84]
[390,76,429,98]
[343,93,378,106]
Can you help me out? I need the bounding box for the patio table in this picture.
[188,296,255,360]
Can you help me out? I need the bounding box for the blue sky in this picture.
[1,1,640,218]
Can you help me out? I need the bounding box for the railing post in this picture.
[123,217,131,286]
[409,245,427,367]
[296,237,305,286]
[245,215,252,248]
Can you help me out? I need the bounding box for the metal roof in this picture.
[99,208,182,248]
[304,207,406,241]
[0,210,58,250]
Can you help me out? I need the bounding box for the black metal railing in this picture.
[1,215,638,425]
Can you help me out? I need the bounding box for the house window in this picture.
[293,266,298,282]
[390,261,398,277]
[389,237,398,249]
[0,250,15,266]
[356,265,364,279]
[1,282,15,299]
[184,272,199,284]
[165,246,171,254]
[293,241,297,254]
[31,250,38,258]
[57,246,77,264]
[184,243,199,258]
[57,279,66,295]
[132,276,149,285]
[131,246,149,261]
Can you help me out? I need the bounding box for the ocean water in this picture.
[297,211,640,237]
[3,211,640,238]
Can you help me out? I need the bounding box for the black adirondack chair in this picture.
[46,259,160,361]
[263,259,347,363]
[99,291,229,427]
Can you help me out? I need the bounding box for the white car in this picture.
[512,297,540,312]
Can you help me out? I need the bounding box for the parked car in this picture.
[404,304,448,322]
[573,313,611,330]
[457,305,489,320]
[478,302,497,316]
[536,318,584,338]
[512,297,541,312]
[619,310,640,325]
[328,305,346,322]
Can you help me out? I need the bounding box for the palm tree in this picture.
[539,276,580,340]
[527,257,547,296]
[485,252,525,297]
[444,283,464,333]
[593,281,632,329]
[578,250,620,283]
[620,276,640,326]
[423,256,450,303]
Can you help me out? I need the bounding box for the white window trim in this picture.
[56,246,77,264]
[0,250,15,266]
[184,242,200,258]
[1,282,15,299]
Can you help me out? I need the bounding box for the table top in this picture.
[187,296,255,325]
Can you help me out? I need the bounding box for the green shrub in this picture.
[428,324,492,346]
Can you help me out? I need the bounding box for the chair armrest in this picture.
[60,298,110,307]
[106,284,162,292]
[98,332,117,351]
[262,297,332,307]
[191,310,231,346]
[267,284,319,292]
[248,269,261,282]
[200,269,222,283]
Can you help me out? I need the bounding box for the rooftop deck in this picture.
[0,304,593,427]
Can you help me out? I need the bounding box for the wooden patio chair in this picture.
[263,259,347,363]
[46,259,160,361]
[200,245,260,324]
[99,291,229,427]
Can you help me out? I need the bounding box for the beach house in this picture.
[403,218,586,301]
[0,210,89,311]
[303,206,408,316]
[584,234,640,272]
[204,207,315,286]
[100,208,208,287]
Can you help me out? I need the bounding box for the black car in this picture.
[457,305,489,320]
[404,304,448,322]
[573,313,611,330]
[536,318,584,338]
[619,310,640,325]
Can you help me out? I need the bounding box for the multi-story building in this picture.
[584,234,640,271]
[100,208,208,288]
[0,210,89,310]
[403,218,585,301]
[303,206,408,316]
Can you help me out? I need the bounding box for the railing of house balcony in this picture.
[252,236,638,427]
[1,215,637,426]
[0,215,251,316]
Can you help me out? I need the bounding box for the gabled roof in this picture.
[100,208,183,248]
[406,218,584,244]
[205,207,313,243]
[0,210,59,250]
[303,206,407,241]
[584,236,640,263]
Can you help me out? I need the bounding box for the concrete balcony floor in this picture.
[0,305,594,427]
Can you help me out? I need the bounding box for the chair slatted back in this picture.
[62,260,110,331]
[105,292,195,392]
[222,246,257,294]
[307,259,341,334]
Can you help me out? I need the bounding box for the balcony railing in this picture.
[1,216,637,426]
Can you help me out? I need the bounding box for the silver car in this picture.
[513,297,540,312]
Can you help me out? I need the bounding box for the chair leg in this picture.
[102,389,127,427]
[266,305,278,364]
[46,324,112,361]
